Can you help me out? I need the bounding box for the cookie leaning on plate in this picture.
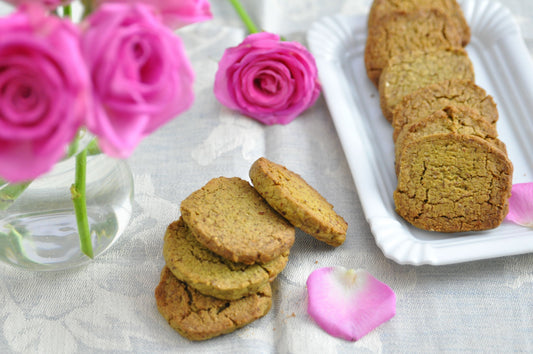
[378,47,475,121]
[392,79,499,142]
[163,218,289,300]
[249,157,347,247]
[394,133,513,232]
[181,176,295,265]
[367,0,470,46]
[394,105,506,175]
[155,267,272,341]
[364,8,463,88]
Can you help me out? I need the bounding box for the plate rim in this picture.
[307,0,533,265]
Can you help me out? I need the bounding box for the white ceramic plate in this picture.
[307,0,533,265]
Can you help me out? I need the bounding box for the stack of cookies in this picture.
[364,0,513,232]
[155,157,347,340]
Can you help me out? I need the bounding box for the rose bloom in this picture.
[2,0,72,11]
[0,6,89,182]
[214,32,321,125]
[81,3,195,157]
[93,0,212,29]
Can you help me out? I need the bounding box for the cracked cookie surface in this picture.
[163,218,288,300]
[392,79,498,141]
[155,266,272,341]
[393,133,513,232]
[181,177,295,265]
[364,8,462,88]
[394,106,506,174]
[379,48,474,121]
[249,157,347,247]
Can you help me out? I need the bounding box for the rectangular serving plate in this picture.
[307,0,533,265]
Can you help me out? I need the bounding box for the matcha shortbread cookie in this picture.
[379,48,474,121]
[365,8,462,87]
[155,266,272,341]
[249,157,347,247]
[394,106,507,174]
[163,218,289,300]
[368,0,470,46]
[392,79,498,142]
[394,133,513,232]
[181,177,295,265]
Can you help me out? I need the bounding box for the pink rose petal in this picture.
[505,183,533,227]
[306,267,396,341]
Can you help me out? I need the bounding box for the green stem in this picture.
[80,0,94,19]
[228,0,260,34]
[63,3,72,18]
[71,148,93,258]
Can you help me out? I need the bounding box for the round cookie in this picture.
[394,133,513,232]
[163,218,289,300]
[249,157,347,247]
[180,177,295,265]
[379,48,474,121]
[392,79,498,142]
[364,8,463,88]
[394,105,507,175]
[155,266,272,341]
[367,0,470,46]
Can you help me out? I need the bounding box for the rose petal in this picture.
[505,183,533,227]
[306,267,396,341]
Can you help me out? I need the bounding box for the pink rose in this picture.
[2,0,72,11]
[93,0,212,29]
[0,6,89,182]
[214,32,321,125]
[81,3,195,157]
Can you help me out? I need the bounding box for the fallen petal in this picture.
[306,267,396,341]
[505,183,533,227]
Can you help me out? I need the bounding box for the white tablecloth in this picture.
[1,0,532,352]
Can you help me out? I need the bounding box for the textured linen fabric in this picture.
[0,0,533,352]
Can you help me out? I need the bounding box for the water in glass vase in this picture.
[0,153,133,271]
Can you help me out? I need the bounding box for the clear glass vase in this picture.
[0,153,134,271]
